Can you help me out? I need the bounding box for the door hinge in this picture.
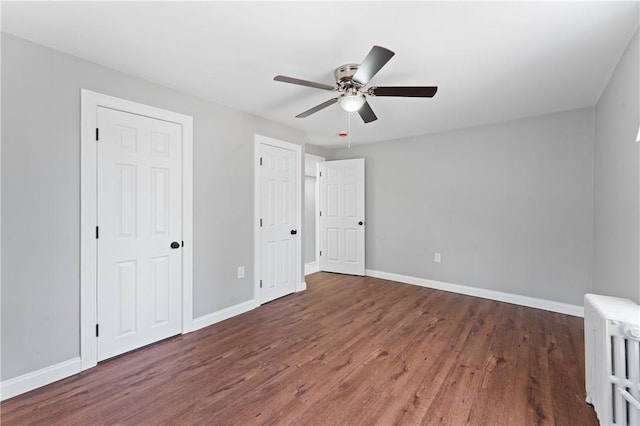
[319,211,322,217]
[319,171,322,177]
[260,218,263,227]
[181,241,184,247]
[95,324,99,337]
[96,226,99,239]
[320,251,322,256]
[96,128,99,141]
[260,279,262,289]
[260,157,263,166]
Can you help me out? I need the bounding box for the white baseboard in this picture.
[188,299,259,332]
[1,357,82,402]
[1,273,581,402]
[365,269,584,317]
[305,261,319,276]
[2,299,262,401]
[297,281,307,292]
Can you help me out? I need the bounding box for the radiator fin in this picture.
[585,294,640,426]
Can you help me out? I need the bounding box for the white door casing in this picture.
[254,135,303,304]
[319,159,366,276]
[96,107,182,361]
[81,90,193,370]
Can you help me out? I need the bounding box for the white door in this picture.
[259,142,298,303]
[97,107,182,361]
[319,159,365,275]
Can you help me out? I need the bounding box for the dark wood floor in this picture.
[1,272,597,425]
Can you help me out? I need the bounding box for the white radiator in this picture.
[585,294,640,426]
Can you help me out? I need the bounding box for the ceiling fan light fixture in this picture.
[338,93,366,112]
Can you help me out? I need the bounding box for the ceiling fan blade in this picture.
[369,86,438,97]
[357,100,378,123]
[274,75,335,91]
[296,98,338,118]
[352,46,395,86]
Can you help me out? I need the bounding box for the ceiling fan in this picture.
[274,45,438,124]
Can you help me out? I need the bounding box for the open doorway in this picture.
[304,153,324,275]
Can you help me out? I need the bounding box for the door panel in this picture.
[319,159,365,275]
[97,107,182,361]
[259,143,297,303]
[151,255,170,326]
[151,168,170,234]
[345,184,358,216]
[327,185,339,217]
[345,229,358,262]
[327,228,339,261]
[117,165,136,236]
[116,260,137,336]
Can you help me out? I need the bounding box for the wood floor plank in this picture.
[1,272,598,425]
[508,308,555,426]
[466,303,523,425]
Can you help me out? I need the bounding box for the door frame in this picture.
[253,134,304,303]
[80,90,193,371]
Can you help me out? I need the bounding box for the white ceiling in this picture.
[2,1,638,147]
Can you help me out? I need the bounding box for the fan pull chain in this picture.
[348,112,352,149]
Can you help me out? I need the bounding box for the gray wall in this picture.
[1,34,304,380]
[594,28,640,303]
[330,108,595,306]
[304,143,330,160]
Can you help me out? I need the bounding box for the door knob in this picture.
[290,229,297,235]
[170,241,180,249]
[358,221,364,226]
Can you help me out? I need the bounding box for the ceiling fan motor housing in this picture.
[334,64,362,89]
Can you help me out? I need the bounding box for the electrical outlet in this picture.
[434,253,441,263]
[237,266,245,278]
